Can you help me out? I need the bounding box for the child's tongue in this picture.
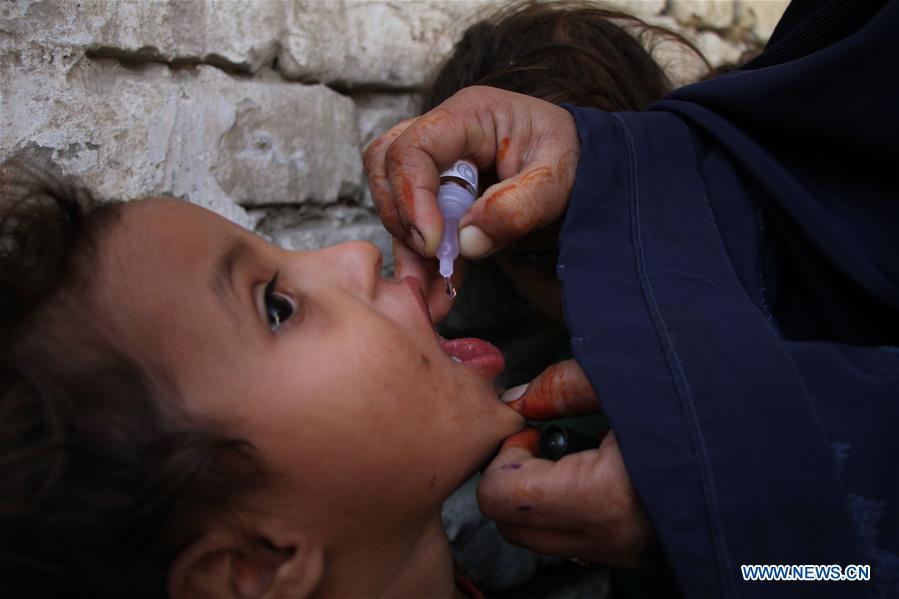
[438,337,505,378]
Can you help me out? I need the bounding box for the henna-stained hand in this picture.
[479,360,657,567]
[363,86,579,262]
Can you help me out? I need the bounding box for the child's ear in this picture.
[168,526,323,599]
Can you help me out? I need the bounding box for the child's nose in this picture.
[317,241,383,297]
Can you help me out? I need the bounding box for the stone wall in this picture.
[1,0,787,270]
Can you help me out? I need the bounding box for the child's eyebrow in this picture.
[210,238,250,325]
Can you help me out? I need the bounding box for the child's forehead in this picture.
[120,197,232,232]
[113,198,244,252]
[99,198,250,293]
[90,198,256,360]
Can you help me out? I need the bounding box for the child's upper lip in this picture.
[400,276,431,323]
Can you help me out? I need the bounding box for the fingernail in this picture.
[501,383,528,404]
[459,226,493,259]
[409,226,426,254]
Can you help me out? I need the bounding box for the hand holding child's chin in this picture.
[478,361,658,568]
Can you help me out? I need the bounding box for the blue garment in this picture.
[557,1,898,597]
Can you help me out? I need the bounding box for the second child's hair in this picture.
[0,161,265,597]
[424,0,708,111]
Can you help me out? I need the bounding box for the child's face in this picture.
[95,199,524,539]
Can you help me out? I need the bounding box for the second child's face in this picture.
[93,199,523,540]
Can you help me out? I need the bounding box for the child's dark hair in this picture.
[0,160,265,597]
[424,0,708,111]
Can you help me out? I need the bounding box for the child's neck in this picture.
[315,514,464,599]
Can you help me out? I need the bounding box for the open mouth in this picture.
[399,275,505,378]
[439,336,505,378]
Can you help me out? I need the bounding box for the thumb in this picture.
[459,144,578,260]
[500,359,600,420]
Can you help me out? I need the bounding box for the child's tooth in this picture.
[451,355,462,363]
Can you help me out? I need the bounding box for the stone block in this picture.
[354,91,420,151]
[669,0,735,29]
[692,29,750,69]
[1,0,282,73]
[1,48,362,228]
[211,78,363,207]
[278,0,494,89]
[736,0,789,42]
[604,0,667,17]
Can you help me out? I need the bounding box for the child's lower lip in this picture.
[438,337,505,378]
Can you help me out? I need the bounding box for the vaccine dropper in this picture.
[435,160,478,299]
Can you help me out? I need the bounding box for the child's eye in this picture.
[264,271,295,332]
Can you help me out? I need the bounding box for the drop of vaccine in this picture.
[444,276,456,300]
